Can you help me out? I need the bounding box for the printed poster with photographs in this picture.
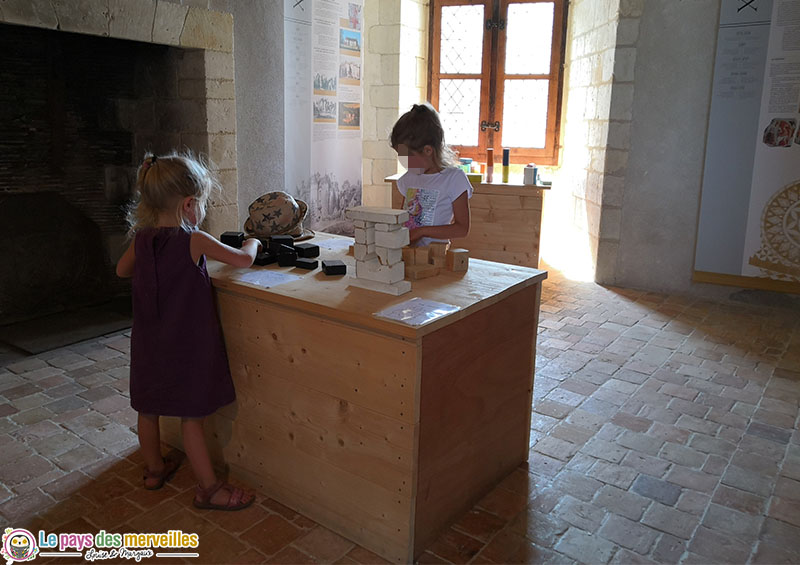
[285,0,363,236]
[695,0,800,285]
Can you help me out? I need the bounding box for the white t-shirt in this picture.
[396,167,473,247]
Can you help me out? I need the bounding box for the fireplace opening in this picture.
[0,23,209,355]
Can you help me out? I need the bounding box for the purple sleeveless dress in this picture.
[130,227,235,418]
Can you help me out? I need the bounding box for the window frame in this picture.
[428,0,568,167]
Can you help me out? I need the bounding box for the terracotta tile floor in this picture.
[2,264,799,564]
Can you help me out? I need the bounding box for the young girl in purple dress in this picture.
[117,152,261,511]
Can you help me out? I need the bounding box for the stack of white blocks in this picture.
[345,206,412,295]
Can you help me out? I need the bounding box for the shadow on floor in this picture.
[0,297,132,356]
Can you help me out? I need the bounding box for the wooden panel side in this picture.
[219,355,415,497]
[217,292,417,424]
[205,292,421,563]
[469,190,542,210]
[524,284,542,451]
[451,191,543,268]
[208,413,414,564]
[469,207,543,228]
[413,284,539,557]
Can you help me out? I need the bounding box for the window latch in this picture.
[481,120,501,132]
[485,18,505,30]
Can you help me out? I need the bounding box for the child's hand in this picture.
[192,232,262,268]
[242,238,262,263]
[409,227,426,243]
[244,238,263,252]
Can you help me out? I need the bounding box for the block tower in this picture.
[345,206,412,295]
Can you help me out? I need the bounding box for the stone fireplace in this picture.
[0,1,237,331]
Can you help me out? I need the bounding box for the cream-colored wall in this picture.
[613,0,719,293]
[595,0,641,283]
[540,0,621,279]
[362,0,428,207]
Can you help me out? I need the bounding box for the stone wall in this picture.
[541,0,620,278]
[611,0,719,293]
[229,2,284,229]
[0,0,239,239]
[362,0,428,207]
[0,24,211,322]
[594,0,641,283]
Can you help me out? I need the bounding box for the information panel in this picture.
[284,0,363,235]
[695,0,800,287]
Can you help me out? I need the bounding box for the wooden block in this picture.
[321,259,346,275]
[294,242,320,258]
[402,246,415,265]
[346,206,409,225]
[356,258,404,284]
[354,243,377,261]
[348,276,412,295]
[347,244,354,256]
[377,247,403,266]
[446,248,469,271]
[414,246,430,265]
[431,256,446,268]
[354,227,375,245]
[295,258,318,270]
[404,264,440,281]
[429,242,449,258]
[375,223,402,232]
[374,227,410,249]
[353,220,367,228]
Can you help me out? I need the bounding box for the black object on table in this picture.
[221,231,245,248]
[321,259,346,276]
[295,258,318,270]
[294,242,320,258]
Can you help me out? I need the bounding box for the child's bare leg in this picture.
[182,417,253,507]
[138,413,164,484]
[181,417,217,489]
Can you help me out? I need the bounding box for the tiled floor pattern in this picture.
[1,265,799,564]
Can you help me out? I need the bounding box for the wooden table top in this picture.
[208,232,547,339]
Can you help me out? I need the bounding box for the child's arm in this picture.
[191,231,262,268]
[116,239,136,278]
[409,192,470,243]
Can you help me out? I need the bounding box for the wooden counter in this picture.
[386,173,548,269]
[164,233,546,563]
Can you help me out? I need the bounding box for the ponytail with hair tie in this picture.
[142,155,158,172]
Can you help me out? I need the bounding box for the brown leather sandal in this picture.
[143,456,181,490]
[193,481,255,511]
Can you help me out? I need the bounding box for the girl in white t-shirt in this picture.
[391,103,472,247]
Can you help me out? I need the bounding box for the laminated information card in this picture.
[374,297,460,327]
[232,270,302,288]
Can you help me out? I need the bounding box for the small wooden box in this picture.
[446,248,469,271]
[405,263,439,280]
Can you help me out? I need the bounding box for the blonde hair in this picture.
[126,150,220,236]
[390,103,458,170]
